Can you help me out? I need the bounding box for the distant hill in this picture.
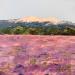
[0,16,75,35]
[0,16,75,28]
[15,16,61,24]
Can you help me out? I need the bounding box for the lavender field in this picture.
[0,35,74,75]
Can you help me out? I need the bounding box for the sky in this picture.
[0,0,75,22]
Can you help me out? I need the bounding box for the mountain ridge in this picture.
[0,16,75,29]
[15,16,62,24]
[0,17,75,35]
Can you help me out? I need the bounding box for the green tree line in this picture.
[0,25,75,35]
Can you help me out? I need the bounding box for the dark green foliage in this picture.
[1,22,75,35]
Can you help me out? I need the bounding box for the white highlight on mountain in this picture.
[16,16,62,24]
